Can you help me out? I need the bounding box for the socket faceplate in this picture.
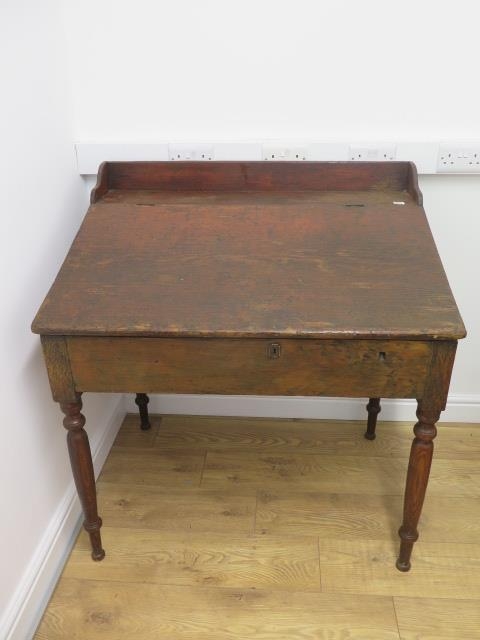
[262,145,307,161]
[168,144,214,161]
[437,144,480,173]
[349,145,396,161]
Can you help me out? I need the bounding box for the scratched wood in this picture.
[105,160,415,193]
[40,336,76,402]
[67,336,432,398]
[31,162,464,340]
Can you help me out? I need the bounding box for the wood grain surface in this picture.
[319,538,480,599]
[150,414,480,459]
[99,448,204,486]
[36,414,480,639]
[257,490,480,544]
[100,160,417,194]
[31,162,464,339]
[97,483,255,534]
[394,597,480,639]
[63,527,320,591]
[36,580,400,640]
[67,336,432,398]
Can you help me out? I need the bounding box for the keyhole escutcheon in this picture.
[267,343,281,359]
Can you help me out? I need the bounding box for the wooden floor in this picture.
[36,413,480,639]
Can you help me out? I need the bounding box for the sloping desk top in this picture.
[31,161,465,341]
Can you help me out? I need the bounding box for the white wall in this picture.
[65,0,480,416]
[420,175,479,396]
[0,2,122,638]
[64,0,480,142]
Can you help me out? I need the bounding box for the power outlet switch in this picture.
[168,144,214,161]
[349,145,396,161]
[437,144,480,173]
[262,146,307,161]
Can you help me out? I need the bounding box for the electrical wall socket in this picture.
[262,145,307,161]
[437,144,480,173]
[349,145,396,161]
[168,144,214,161]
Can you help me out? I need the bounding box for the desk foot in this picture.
[365,397,381,440]
[135,393,151,430]
[395,557,411,572]
[61,394,105,561]
[396,401,439,571]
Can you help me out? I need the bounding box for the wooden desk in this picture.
[32,161,465,572]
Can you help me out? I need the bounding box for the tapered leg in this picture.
[396,401,440,571]
[365,397,381,440]
[135,393,151,430]
[60,393,105,561]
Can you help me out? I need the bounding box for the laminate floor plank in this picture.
[154,415,412,457]
[202,451,406,493]
[257,491,402,539]
[35,579,401,640]
[112,413,162,448]
[256,491,480,544]
[152,415,480,460]
[97,482,256,534]
[63,527,320,592]
[320,538,480,599]
[99,448,205,487]
[202,451,480,496]
[394,596,480,640]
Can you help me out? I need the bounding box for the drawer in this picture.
[67,337,433,399]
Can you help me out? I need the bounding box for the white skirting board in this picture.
[125,393,480,423]
[1,398,125,640]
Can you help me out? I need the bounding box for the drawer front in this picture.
[67,337,432,399]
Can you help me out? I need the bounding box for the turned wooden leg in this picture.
[60,393,105,561]
[396,401,440,571]
[365,397,381,440]
[135,393,151,430]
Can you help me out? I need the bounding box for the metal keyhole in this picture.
[267,343,281,359]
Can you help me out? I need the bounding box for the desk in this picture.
[32,161,465,571]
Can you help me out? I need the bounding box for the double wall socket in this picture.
[262,145,307,161]
[349,145,396,161]
[76,142,480,175]
[168,144,214,161]
[437,144,480,173]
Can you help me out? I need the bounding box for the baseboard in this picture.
[2,397,125,640]
[125,393,480,423]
